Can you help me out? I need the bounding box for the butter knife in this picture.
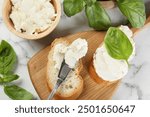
[47,59,71,100]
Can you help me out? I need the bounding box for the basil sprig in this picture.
[0,74,19,84]
[0,40,16,74]
[117,0,146,28]
[63,0,86,17]
[104,27,133,64]
[0,40,33,100]
[63,0,111,30]
[4,85,33,100]
[84,0,96,6]
[85,2,111,30]
[63,0,146,30]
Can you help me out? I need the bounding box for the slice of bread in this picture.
[89,26,135,85]
[47,39,83,100]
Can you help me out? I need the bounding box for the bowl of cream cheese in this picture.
[2,0,61,40]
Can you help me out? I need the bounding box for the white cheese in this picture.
[53,44,67,69]
[10,0,56,35]
[93,26,135,82]
[53,38,88,69]
[65,39,88,68]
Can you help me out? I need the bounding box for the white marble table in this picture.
[0,0,150,100]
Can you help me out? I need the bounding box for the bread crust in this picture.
[46,38,84,100]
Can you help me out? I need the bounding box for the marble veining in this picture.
[0,0,150,100]
[112,25,150,100]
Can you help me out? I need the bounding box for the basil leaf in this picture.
[0,74,19,84]
[63,0,86,17]
[104,27,133,62]
[0,40,17,74]
[84,0,96,6]
[4,85,33,100]
[85,2,111,30]
[117,0,146,28]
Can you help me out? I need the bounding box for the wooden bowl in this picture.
[2,0,61,40]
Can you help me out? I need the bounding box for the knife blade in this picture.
[47,59,71,100]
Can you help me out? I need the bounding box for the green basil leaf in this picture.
[0,74,19,84]
[0,40,17,74]
[104,27,133,62]
[63,0,86,17]
[84,0,96,6]
[4,85,33,100]
[85,2,111,30]
[117,0,146,28]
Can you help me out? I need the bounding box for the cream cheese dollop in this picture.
[93,25,135,82]
[53,38,88,69]
[10,0,56,35]
[65,39,88,68]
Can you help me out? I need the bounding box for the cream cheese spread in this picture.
[53,38,88,69]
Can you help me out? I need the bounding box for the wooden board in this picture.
[28,31,121,100]
[28,17,150,100]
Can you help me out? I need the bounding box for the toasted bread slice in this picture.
[89,26,135,85]
[47,39,83,100]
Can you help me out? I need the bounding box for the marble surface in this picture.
[0,0,150,100]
